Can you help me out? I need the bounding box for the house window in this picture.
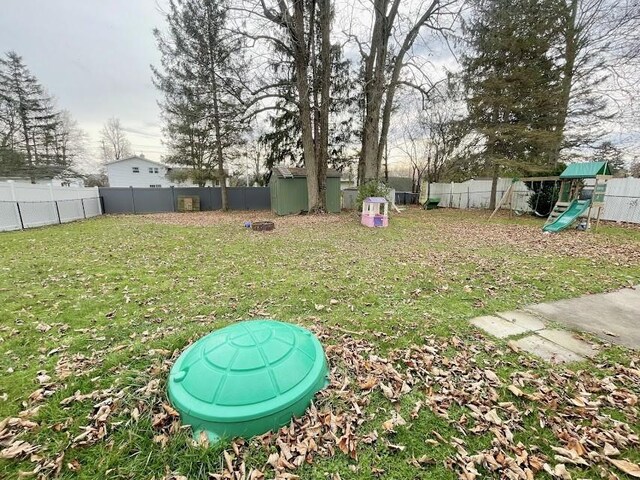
[132,167,139,173]
[154,167,159,173]
[149,184,161,188]
[149,167,154,173]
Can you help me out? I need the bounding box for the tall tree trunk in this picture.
[19,117,35,183]
[358,0,439,184]
[551,0,578,164]
[489,159,499,210]
[384,141,389,182]
[358,0,389,184]
[292,0,320,211]
[206,2,228,211]
[316,0,331,212]
[212,87,228,210]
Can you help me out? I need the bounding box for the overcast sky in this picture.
[0,0,459,174]
[0,0,169,168]
[2,1,635,175]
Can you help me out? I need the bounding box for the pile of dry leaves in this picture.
[2,325,639,479]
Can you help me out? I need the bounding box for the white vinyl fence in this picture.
[421,178,533,212]
[420,177,640,224]
[601,177,640,224]
[0,182,102,232]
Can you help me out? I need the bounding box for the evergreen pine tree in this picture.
[462,0,565,207]
[153,0,248,210]
[260,42,358,174]
[0,51,67,182]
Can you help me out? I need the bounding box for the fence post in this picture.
[49,184,58,223]
[450,182,454,208]
[171,186,176,212]
[130,186,136,214]
[467,187,470,209]
[54,201,62,224]
[15,202,24,230]
[94,187,102,214]
[75,186,85,219]
[7,181,22,230]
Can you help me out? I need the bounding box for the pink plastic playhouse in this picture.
[361,197,389,228]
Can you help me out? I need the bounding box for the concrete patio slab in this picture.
[514,335,585,364]
[470,315,531,338]
[496,311,545,331]
[526,286,640,350]
[537,329,599,358]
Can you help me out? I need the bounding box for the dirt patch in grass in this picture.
[138,210,356,232]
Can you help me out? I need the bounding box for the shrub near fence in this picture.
[0,182,102,232]
[99,186,271,214]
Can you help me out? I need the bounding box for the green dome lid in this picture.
[167,320,328,441]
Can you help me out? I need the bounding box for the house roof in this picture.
[272,166,342,178]
[560,161,611,179]
[105,156,168,168]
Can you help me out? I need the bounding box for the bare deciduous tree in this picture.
[249,0,334,212]
[550,0,640,161]
[351,0,458,184]
[100,117,132,162]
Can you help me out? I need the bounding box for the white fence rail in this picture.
[422,179,533,211]
[601,177,640,224]
[421,177,640,224]
[0,182,102,232]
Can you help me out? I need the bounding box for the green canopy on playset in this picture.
[559,161,611,179]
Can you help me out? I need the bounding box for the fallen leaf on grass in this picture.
[337,423,357,460]
[358,377,377,390]
[411,400,423,419]
[603,443,620,456]
[544,463,571,479]
[608,458,640,478]
[362,430,378,444]
[484,369,501,385]
[508,385,524,397]
[385,440,406,451]
[162,403,179,417]
[379,383,395,401]
[382,411,406,432]
[483,409,503,425]
[67,459,81,472]
[247,469,265,480]
[409,455,436,468]
[0,440,39,459]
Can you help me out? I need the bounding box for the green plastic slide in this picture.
[543,199,591,233]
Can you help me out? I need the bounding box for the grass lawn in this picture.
[1,208,639,479]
